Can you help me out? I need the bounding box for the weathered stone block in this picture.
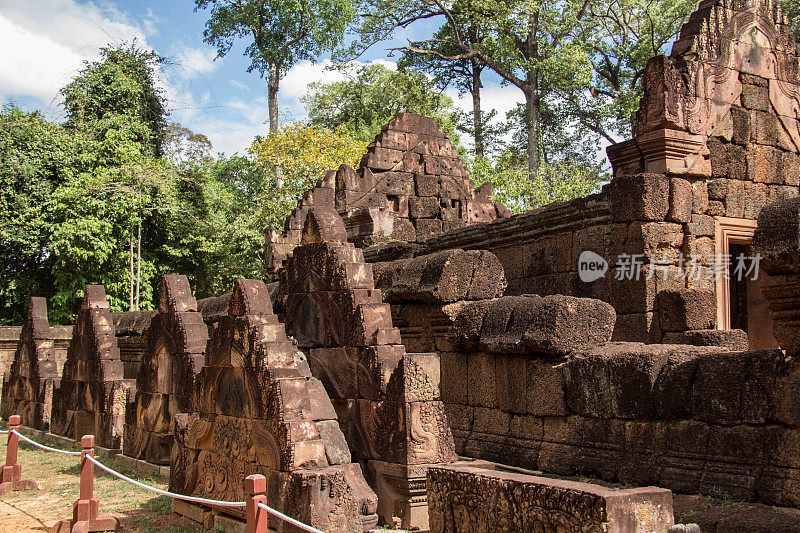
[526,359,568,416]
[656,289,715,332]
[741,83,770,111]
[427,465,675,533]
[413,218,443,241]
[409,196,439,219]
[608,173,670,222]
[668,178,692,222]
[662,329,749,349]
[749,145,781,183]
[451,295,615,356]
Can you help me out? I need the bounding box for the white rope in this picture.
[0,429,7,434]
[85,455,245,507]
[257,501,324,533]
[4,429,319,531]
[10,430,82,455]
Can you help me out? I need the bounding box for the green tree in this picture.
[163,123,214,167]
[350,0,595,177]
[576,0,697,141]
[782,0,800,40]
[195,0,354,132]
[147,155,268,298]
[61,43,168,157]
[399,23,503,158]
[302,63,456,142]
[250,123,367,228]
[349,0,697,179]
[0,105,88,324]
[470,150,602,213]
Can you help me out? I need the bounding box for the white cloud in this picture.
[167,44,218,76]
[281,58,398,101]
[0,15,85,103]
[0,0,149,115]
[229,79,252,92]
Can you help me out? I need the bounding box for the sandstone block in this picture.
[427,465,675,533]
[668,178,692,222]
[608,173,670,222]
[656,289,716,332]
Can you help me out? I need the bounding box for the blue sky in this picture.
[0,0,524,155]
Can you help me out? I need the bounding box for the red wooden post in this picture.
[51,435,119,533]
[0,414,38,494]
[245,474,268,533]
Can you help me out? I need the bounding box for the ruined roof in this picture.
[112,310,157,336]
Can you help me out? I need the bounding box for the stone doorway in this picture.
[715,217,779,350]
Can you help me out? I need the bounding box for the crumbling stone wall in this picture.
[170,278,379,532]
[1,298,68,430]
[267,113,509,276]
[0,327,22,397]
[278,206,457,529]
[112,310,155,380]
[385,0,800,344]
[123,275,207,464]
[442,294,800,508]
[50,286,135,448]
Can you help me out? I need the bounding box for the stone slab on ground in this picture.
[428,463,674,532]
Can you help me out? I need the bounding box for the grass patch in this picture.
[0,433,204,532]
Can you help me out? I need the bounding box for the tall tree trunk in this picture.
[471,62,484,159]
[524,84,541,179]
[268,63,280,133]
[129,222,134,312]
[135,221,141,311]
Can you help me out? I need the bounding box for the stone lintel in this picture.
[608,129,712,178]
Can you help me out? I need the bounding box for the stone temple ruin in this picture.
[5,1,800,531]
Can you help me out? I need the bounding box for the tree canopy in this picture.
[195,0,354,132]
[250,123,367,229]
[348,0,697,182]
[303,63,457,142]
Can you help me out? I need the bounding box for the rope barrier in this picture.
[10,430,82,455]
[4,423,324,532]
[257,501,325,533]
[85,455,246,508]
[0,430,7,434]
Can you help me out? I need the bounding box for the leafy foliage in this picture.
[0,106,83,323]
[470,151,603,213]
[249,124,367,229]
[303,64,457,142]
[783,0,800,40]
[163,123,214,167]
[195,0,354,131]
[61,44,168,158]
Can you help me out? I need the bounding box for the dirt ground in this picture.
[0,434,205,533]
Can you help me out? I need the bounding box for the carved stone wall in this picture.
[50,286,135,448]
[267,113,509,277]
[278,206,457,528]
[170,278,378,532]
[609,0,800,180]
[427,464,675,533]
[388,0,800,345]
[0,298,66,430]
[444,304,800,508]
[123,275,208,464]
[112,310,156,380]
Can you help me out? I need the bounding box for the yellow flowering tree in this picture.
[250,123,368,229]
